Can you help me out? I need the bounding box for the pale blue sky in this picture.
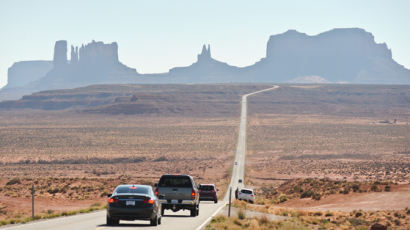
[1,0,409,88]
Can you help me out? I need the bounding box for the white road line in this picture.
[194,202,227,230]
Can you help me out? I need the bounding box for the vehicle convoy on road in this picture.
[155,174,200,217]
[106,184,161,226]
[198,184,218,203]
[238,188,255,203]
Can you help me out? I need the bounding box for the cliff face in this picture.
[30,40,137,91]
[244,28,410,84]
[5,61,52,89]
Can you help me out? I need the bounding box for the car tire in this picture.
[214,199,218,204]
[196,206,199,216]
[190,207,196,217]
[150,215,158,226]
[106,215,112,226]
[158,216,162,225]
[161,206,165,216]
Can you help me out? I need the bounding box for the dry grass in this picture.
[0,112,238,222]
[208,201,410,230]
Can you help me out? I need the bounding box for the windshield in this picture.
[158,176,192,188]
[115,186,150,194]
[199,185,214,191]
[241,189,253,194]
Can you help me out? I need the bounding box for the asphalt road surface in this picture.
[1,86,279,230]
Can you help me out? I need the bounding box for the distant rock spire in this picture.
[53,40,67,67]
[197,44,212,62]
[70,45,79,64]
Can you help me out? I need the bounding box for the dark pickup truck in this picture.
[155,174,200,217]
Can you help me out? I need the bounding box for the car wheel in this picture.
[190,207,196,217]
[196,207,199,216]
[161,206,165,216]
[214,199,218,204]
[150,215,158,226]
[113,219,119,225]
[158,216,162,225]
[106,215,112,226]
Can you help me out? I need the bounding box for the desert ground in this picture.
[1,84,409,229]
[236,84,410,229]
[1,84,275,223]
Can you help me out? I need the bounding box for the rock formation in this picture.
[78,40,119,65]
[244,28,410,84]
[29,40,137,91]
[167,44,240,83]
[197,44,211,62]
[53,40,67,67]
[1,28,410,101]
[5,61,52,89]
[70,45,78,64]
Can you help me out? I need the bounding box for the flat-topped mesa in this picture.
[53,40,68,67]
[77,40,119,65]
[197,44,211,62]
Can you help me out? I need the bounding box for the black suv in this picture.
[155,174,200,216]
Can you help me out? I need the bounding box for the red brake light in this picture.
[155,188,158,196]
[108,197,119,203]
[130,186,137,189]
[192,189,196,197]
[143,198,155,205]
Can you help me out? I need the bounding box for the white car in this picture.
[238,188,255,203]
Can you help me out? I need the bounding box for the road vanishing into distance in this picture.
[1,86,279,230]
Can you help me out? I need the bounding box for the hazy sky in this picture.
[1,0,409,88]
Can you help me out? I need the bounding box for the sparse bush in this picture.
[279,194,288,203]
[394,219,401,226]
[301,190,314,198]
[237,209,246,220]
[312,192,321,200]
[6,178,21,186]
[348,218,369,227]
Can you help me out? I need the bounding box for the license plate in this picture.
[126,200,135,206]
[171,200,178,204]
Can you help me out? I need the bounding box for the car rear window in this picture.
[200,185,214,191]
[115,186,150,194]
[158,176,192,188]
[241,189,253,194]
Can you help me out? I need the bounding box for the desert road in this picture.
[1,85,279,230]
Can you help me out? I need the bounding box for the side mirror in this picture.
[158,194,165,199]
[154,183,158,187]
[197,185,201,189]
[107,194,112,198]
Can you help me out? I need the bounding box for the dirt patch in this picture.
[280,184,410,212]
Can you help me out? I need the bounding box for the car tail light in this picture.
[192,189,196,198]
[108,197,119,203]
[144,198,155,205]
[155,188,158,196]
